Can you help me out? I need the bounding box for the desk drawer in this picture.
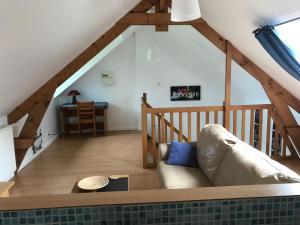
[66,123,105,131]
[63,108,104,117]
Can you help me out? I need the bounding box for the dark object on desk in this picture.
[60,102,108,136]
[71,175,129,193]
[68,90,81,104]
[77,101,96,136]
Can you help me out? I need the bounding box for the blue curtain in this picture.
[254,25,300,81]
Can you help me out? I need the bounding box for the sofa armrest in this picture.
[158,142,197,161]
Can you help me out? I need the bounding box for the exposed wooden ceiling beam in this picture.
[118,13,205,25]
[8,0,156,125]
[192,22,300,114]
[192,21,227,52]
[155,0,168,31]
[14,138,34,150]
[9,0,156,172]
[286,127,300,157]
[7,0,300,171]
[192,21,300,153]
[231,47,300,114]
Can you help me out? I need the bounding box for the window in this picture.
[275,18,300,63]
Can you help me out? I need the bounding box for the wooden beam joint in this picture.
[155,0,168,31]
[14,138,35,150]
[118,13,205,25]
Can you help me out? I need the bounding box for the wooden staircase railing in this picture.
[141,94,295,168]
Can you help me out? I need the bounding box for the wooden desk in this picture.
[0,182,14,198]
[60,102,108,136]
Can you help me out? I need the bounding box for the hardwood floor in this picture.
[9,131,300,197]
[10,131,160,197]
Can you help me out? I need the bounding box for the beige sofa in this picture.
[158,124,300,189]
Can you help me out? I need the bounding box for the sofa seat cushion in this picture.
[197,124,239,183]
[158,161,212,189]
[214,142,300,186]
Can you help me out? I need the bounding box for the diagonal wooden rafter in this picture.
[7,0,300,171]
[155,0,168,31]
[191,22,300,154]
[117,13,205,25]
[9,0,158,171]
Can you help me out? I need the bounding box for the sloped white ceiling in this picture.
[0,0,299,116]
[0,0,140,117]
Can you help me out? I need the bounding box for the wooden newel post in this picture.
[141,95,148,169]
[224,41,232,130]
[142,93,147,104]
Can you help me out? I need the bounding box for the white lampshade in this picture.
[171,0,201,22]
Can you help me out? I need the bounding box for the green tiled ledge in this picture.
[1,196,300,225]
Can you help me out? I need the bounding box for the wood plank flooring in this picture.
[10,131,160,197]
[9,130,300,197]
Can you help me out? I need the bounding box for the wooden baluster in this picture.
[164,122,168,143]
[241,110,246,141]
[282,132,287,160]
[158,116,161,144]
[179,112,183,142]
[265,110,271,156]
[274,124,279,159]
[214,111,218,124]
[188,112,192,142]
[258,109,263,151]
[233,110,237,136]
[197,112,201,137]
[161,113,166,143]
[250,109,254,146]
[151,113,157,164]
[206,111,210,124]
[141,102,148,168]
[170,112,174,141]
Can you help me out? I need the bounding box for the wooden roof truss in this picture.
[8,0,300,172]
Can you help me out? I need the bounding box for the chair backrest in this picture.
[77,101,95,120]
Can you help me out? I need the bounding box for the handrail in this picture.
[229,104,273,110]
[145,102,189,142]
[146,106,224,113]
[141,93,296,168]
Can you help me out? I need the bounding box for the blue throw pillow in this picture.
[166,141,198,168]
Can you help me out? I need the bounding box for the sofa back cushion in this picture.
[214,142,300,186]
[196,124,239,183]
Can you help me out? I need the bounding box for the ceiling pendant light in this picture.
[171,0,201,22]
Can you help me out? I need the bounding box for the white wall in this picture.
[61,26,229,131]
[0,125,16,181]
[134,26,227,130]
[62,26,271,135]
[0,116,8,127]
[61,35,138,131]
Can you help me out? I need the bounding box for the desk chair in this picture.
[77,101,96,136]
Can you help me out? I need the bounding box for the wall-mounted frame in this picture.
[170,85,201,101]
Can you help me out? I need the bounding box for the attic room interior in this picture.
[1,0,300,224]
